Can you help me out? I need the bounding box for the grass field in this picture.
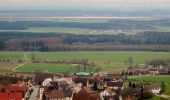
[128,75,170,83]
[0,51,170,73]
[15,63,77,73]
[26,51,170,64]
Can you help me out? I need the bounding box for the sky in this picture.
[0,0,170,10]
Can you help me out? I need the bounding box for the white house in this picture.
[100,88,115,96]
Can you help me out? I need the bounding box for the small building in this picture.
[144,85,161,95]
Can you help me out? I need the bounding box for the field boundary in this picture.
[12,63,26,71]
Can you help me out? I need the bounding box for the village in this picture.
[0,64,170,100]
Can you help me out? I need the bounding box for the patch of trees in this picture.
[21,40,48,51]
[0,41,5,50]
[0,20,155,30]
[1,31,170,51]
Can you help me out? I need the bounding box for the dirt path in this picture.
[12,63,25,71]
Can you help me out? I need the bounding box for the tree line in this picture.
[1,31,170,51]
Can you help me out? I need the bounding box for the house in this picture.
[72,86,101,100]
[100,88,115,96]
[144,85,161,95]
[0,85,27,98]
[55,77,73,84]
[45,90,65,100]
[107,82,124,90]
[102,95,119,100]
[62,89,73,100]
[39,85,73,100]
[0,76,22,85]
[57,80,69,90]
[0,93,23,100]
[87,76,102,88]
[159,68,169,75]
[43,78,53,86]
[72,83,82,93]
[73,77,88,86]
[33,73,55,85]
[148,69,159,75]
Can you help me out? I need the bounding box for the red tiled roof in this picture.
[105,88,114,94]
[0,93,22,100]
[72,92,101,100]
[2,85,27,94]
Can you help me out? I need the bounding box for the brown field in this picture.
[0,62,19,70]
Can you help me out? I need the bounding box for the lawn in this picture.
[15,63,77,73]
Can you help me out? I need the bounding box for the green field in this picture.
[0,51,170,73]
[15,63,77,73]
[128,75,170,83]
[10,51,170,64]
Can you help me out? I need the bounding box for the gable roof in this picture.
[105,88,114,94]
[0,85,27,94]
[79,86,91,93]
[34,73,54,83]
[74,77,87,85]
[88,76,102,84]
[72,92,101,100]
[45,90,65,99]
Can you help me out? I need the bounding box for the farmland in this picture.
[0,51,170,73]
[15,63,77,73]
[128,75,170,83]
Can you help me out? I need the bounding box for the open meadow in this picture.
[0,51,170,73]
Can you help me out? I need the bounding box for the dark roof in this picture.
[73,77,87,85]
[103,95,119,100]
[34,73,54,83]
[62,89,73,97]
[57,80,69,86]
[107,82,123,87]
[45,90,65,99]
[88,76,101,84]
[50,82,59,88]
[0,77,21,84]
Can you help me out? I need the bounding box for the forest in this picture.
[1,31,170,51]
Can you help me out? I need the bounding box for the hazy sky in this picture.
[0,0,170,10]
